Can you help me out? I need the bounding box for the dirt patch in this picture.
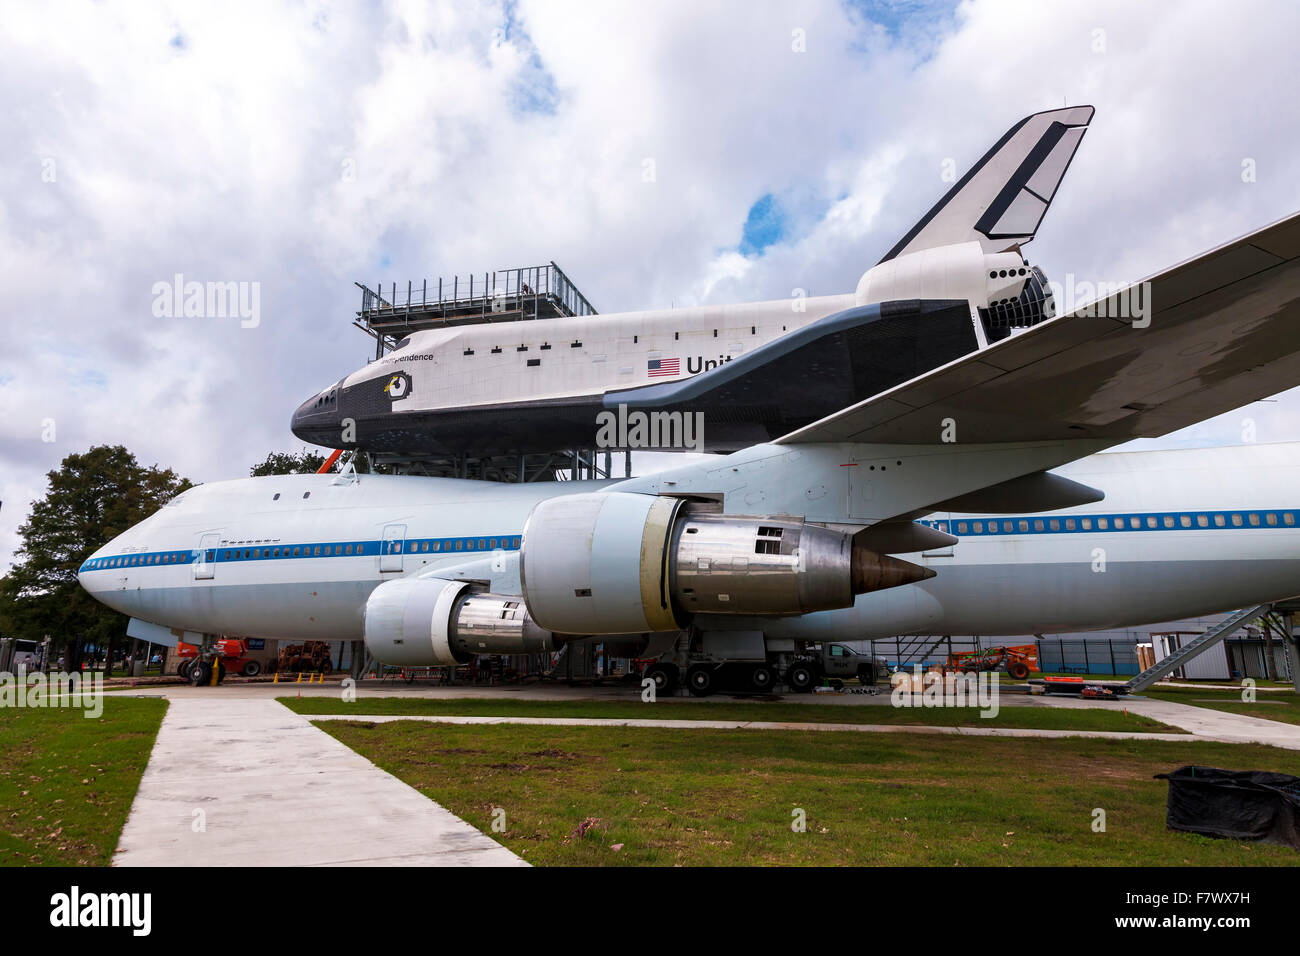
[522,748,580,759]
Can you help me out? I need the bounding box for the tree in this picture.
[250,449,332,476]
[0,446,192,661]
[250,448,387,475]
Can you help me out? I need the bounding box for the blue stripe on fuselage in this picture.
[79,533,522,573]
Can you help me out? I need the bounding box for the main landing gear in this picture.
[684,662,785,697]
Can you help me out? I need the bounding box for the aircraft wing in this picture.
[778,211,1300,446]
[880,105,1094,262]
[409,551,522,595]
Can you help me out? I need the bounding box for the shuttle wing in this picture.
[880,105,1094,262]
[606,299,977,448]
[778,211,1300,446]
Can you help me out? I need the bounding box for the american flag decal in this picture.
[647,357,680,377]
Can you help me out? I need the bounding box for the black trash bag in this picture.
[1154,766,1300,849]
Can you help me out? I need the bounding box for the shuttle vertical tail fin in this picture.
[880,105,1094,263]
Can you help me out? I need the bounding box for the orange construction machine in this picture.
[277,640,334,674]
[944,643,1040,680]
[176,638,263,679]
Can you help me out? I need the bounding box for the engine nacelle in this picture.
[520,492,684,635]
[520,492,933,636]
[364,577,557,666]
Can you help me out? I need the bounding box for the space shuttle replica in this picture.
[293,107,1094,458]
[81,105,1300,695]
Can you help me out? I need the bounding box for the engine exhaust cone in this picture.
[850,546,936,593]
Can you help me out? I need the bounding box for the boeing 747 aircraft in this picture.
[79,208,1300,690]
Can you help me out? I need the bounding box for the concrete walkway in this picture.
[307,712,1200,743]
[113,698,525,866]
[1118,697,1300,751]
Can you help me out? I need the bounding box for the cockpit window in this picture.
[395,336,412,350]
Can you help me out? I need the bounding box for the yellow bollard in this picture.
[296,672,302,684]
[273,671,279,683]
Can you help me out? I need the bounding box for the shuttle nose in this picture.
[291,380,346,447]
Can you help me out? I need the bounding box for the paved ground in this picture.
[307,711,1201,743]
[1116,697,1300,750]
[103,678,1300,746]
[95,677,1118,706]
[113,697,525,867]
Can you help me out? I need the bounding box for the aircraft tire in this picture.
[686,665,714,697]
[645,663,679,696]
[786,663,815,693]
[189,661,212,686]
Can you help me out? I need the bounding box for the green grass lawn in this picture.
[280,695,1175,733]
[0,698,167,866]
[319,720,1300,866]
[1146,687,1300,727]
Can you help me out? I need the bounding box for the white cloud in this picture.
[1,0,1298,570]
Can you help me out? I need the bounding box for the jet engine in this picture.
[364,577,558,666]
[519,492,933,635]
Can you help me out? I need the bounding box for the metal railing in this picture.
[357,261,596,322]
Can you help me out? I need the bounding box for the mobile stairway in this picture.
[1123,604,1272,694]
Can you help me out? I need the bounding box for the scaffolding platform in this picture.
[355,261,597,355]
[342,259,617,480]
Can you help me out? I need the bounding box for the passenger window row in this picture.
[83,551,190,570]
[84,536,524,570]
[926,511,1296,536]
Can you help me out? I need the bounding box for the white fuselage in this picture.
[773,443,1300,639]
[336,294,857,412]
[78,443,1300,643]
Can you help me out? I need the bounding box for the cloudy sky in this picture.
[2,0,1299,572]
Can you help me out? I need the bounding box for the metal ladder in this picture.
[1125,604,1270,693]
